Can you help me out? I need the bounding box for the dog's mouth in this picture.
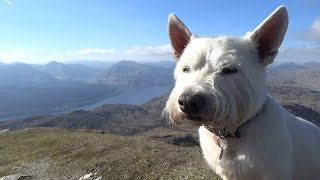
[184,114,209,126]
[186,114,203,121]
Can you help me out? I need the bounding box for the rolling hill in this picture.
[0,128,219,180]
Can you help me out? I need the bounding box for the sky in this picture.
[0,0,319,64]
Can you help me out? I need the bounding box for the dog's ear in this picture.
[249,6,288,65]
[168,13,192,61]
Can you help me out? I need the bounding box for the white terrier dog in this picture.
[165,6,320,180]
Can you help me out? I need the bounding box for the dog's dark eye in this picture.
[182,66,190,73]
[221,67,238,74]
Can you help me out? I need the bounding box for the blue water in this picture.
[77,85,171,110]
[0,85,172,121]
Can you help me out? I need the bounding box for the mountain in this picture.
[142,60,175,69]
[0,61,120,120]
[36,61,99,82]
[0,63,56,86]
[301,61,320,69]
[0,60,175,121]
[66,60,116,70]
[267,61,320,91]
[98,60,174,88]
[268,62,304,73]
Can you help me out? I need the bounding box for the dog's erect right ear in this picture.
[168,14,192,60]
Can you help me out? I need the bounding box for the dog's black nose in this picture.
[178,93,206,116]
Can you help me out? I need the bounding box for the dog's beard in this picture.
[186,109,230,129]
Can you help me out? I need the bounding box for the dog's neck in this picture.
[204,124,241,139]
[204,102,265,139]
[204,102,265,160]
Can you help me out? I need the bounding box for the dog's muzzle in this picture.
[178,92,206,119]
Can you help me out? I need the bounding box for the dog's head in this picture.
[164,6,288,133]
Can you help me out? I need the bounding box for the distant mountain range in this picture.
[98,60,174,88]
[0,60,319,130]
[0,63,56,86]
[0,60,174,120]
[0,60,174,86]
[65,60,117,70]
[33,61,99,82]
[268,61,320,91]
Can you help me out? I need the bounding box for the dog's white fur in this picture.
[165,6,320,180]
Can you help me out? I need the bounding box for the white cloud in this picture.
[309,17,320,39]
[0,43,319,64]
[0,51,30,63]
[300,17,320,41]
[1,44,319,64]
[276,46,320,63]
[124,44,171,56]
[0,44,173,64]
[76,48,116,55]
[74,45,171,57]
[67,44,172,62]
[3,0,13,5]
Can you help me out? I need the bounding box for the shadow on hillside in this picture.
[151,134,200,147]
[283,104,320,126]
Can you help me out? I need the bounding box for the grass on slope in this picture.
[0,128,220,180]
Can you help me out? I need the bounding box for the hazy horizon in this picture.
[0,59,319,66]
